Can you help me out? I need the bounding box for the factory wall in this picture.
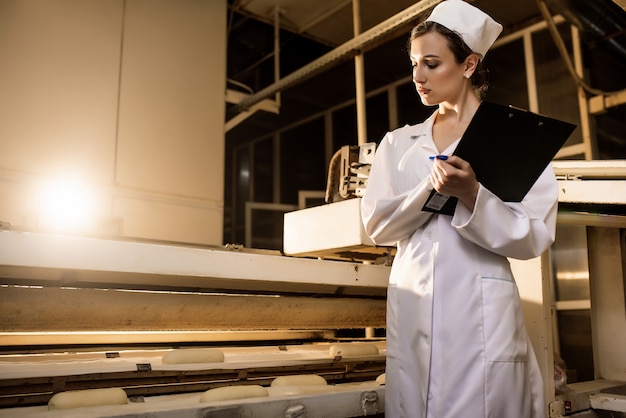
[0,0,226,245]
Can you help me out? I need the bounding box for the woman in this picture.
[361,0,556,417]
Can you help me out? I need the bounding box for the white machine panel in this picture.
[283,198,392,262]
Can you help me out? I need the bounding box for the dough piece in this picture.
[329,343,379,358]
[48,388,128,410]
[162,348,224,364]
[199,385,268,403]
[270,374,327,387]
[270,385,335,396]
[376,373,386,385]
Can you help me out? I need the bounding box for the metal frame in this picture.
[0,230,389,294]
[0,229,389,347]
[546,161,626,416]
[235,0,443,112]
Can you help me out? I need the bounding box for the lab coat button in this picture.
[428,393,433,400]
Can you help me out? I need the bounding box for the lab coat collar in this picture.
[409,111,438,150]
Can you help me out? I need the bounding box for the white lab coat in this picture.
[361,111,555,418]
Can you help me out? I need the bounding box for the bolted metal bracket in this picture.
[361,390,379,415]
[285,404,306,418]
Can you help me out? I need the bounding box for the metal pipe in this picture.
[353,0,367,145]
[274,7,281,107]
[571,25,595,159]
[236,0,442,112]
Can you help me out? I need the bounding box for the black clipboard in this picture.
[423,101,576,215]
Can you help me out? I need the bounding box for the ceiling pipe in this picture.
[543,0,626,59]
[235,0,442,113]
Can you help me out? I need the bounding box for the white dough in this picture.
[48,387,128,410]
[199,385,268,403]
[270,385,335,396]
[162,348,224,364]
[270,374,327,387]
[376,373,386,385]
[329,343,379,358]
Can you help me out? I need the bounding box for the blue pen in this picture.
[429,155,448,161]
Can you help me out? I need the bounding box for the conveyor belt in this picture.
[0,342,386,408]
[0,382,386,418]
[0,231,391,416]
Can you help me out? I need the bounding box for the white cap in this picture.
[426,0,503,58]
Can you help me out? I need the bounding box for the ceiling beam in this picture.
[235,0,442,112]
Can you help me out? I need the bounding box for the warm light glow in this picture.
[39,177,95,232]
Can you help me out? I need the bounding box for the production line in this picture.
[0,342,387,417]
[0,218,390,417]
[0,159,625,417]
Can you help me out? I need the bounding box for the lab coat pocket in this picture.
[481,277,527,362]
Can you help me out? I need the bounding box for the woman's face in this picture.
[410,31,468,106]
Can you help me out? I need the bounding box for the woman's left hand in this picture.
[430,155,479,211]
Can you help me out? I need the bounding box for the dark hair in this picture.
[408,21,489,100]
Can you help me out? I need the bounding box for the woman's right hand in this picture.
[430,155,479,211]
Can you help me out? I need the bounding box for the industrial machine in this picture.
[1,159,625,417]
[0,229,389,417]
[284,142,394,263]
[547,160,626,418]
[286,156,626,418]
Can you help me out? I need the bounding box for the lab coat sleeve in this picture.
[361,133,434,246]
[451,165,558,260]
